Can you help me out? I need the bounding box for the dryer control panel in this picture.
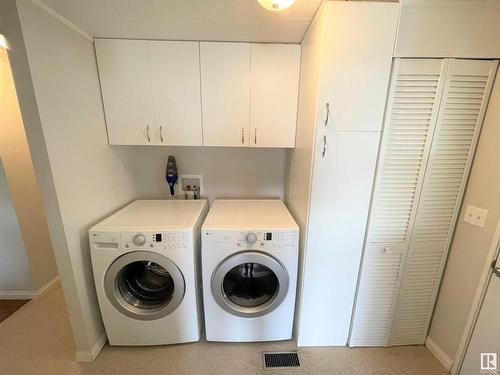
[203,230,298,250]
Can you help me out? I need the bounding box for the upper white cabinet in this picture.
[148,41,203,146]
[95,39,154,145]
[319,3,398,132]
[96,39,300,148]
[250,44,300,147]
[96,39,202,146]
[200,42,300,148]
[200,42,251,147]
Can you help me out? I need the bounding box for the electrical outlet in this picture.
[463,205,488,228]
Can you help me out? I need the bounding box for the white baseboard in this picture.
[75,332,107,362]
[0,275,60,300]
[34,275,60,298]
[0,290,36,299]
[426,336,453,371]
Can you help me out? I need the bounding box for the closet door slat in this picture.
[350,59,447,347]
[368,60,447,245]
[388,59,498,346]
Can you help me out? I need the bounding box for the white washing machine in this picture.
[89,199,208,346]
[201,199,299,342]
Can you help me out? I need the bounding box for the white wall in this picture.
[396,0,500,58]
[120,146,286,202]
[3,0,286,360]
[5,0,133,358]
[0,160,35,293]
[0,46,58,290]
[428,73,500,360]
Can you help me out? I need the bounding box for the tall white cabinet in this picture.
[285,2,399,346]
[350,58,498,347]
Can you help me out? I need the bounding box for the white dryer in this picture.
[90,199,208,346]
[201,200,299,342]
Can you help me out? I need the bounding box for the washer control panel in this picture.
[204,230,298,250]
[245,232,258,245]
[122,231,190,250]
[132,233,146,247]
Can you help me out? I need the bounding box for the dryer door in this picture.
[211,251,289,317]
[104,251,185,320]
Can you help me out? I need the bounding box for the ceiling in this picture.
[38,0,324,43]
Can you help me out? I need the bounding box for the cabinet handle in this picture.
[321,135,327,158]
[384,247,392,255]
[146,125,151,142]
[324,102,330,126]
[160,126,164,143]
[241,127,245,144]
[493,267,500,278]
[254,128,257,145]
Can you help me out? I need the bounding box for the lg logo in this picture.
[481,353,497,373]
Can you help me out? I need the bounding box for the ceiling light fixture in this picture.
[257,0,296,12]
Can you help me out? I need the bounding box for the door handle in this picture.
[241,127,245,144]
[321,135,327,158]
[492,260,500,277]
[159,126,164,143]
[146,125,151,142]
[324,102,330,126]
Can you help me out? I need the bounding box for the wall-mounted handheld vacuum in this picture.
[165,155,178,196]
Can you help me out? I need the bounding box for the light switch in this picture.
[463,205,488,228]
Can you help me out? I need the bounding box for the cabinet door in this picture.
[200,42,250,147]
[318,2,399,131]
[250,44,300,148]
[298,131,380,346]
[148,41,202,146]
[95,39,154,145]
[388,59,498,346]
[350,59,448,347]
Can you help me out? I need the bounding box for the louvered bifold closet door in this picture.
[388,59,498,346]
[350,59,448,347]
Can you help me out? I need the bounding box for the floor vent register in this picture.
[263,352,301,369]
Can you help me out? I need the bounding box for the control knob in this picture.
[132,233,146,247]
[245,232,258,245]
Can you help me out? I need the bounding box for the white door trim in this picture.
[451,219,500,374]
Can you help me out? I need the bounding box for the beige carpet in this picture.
[0,285,448,374]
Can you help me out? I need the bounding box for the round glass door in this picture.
[105,251,185,320]
[211,251,289,317]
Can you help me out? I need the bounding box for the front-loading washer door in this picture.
[211,251,289,318]
[104,251,185,321]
